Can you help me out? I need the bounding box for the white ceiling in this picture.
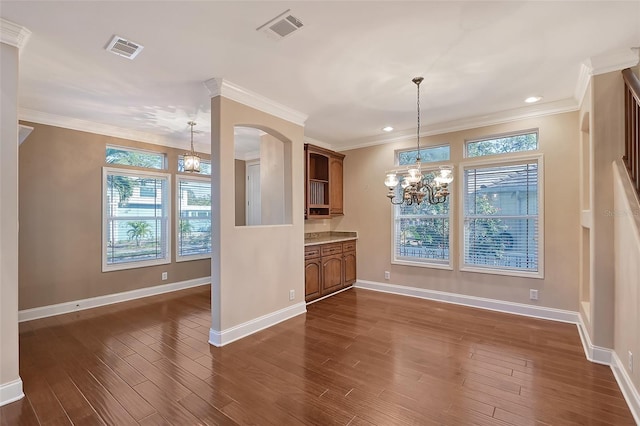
[2,1,639,153]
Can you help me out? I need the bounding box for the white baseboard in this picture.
[0,379,24,407]
[611,351,640,425]
[576,314,612,365]
[209,302,306,347]
[18,277,211,322]
[355,280,579,324]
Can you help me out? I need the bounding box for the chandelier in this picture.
[384,77,453,205]
[183,120,201,173]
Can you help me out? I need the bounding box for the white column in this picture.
[0,18,30,406]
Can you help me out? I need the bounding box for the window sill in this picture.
[460,265,543,279]
[102,258,171,272]
[392,259,453,270]
[176,254,212,262]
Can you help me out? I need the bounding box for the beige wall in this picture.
[304,218,332,233]
[335,112,581,310]
[0,41,21,399]
[613,161,640,395]
[211,97,304,331]
[18,122,211,310]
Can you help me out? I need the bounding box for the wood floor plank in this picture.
[3,286,635,425]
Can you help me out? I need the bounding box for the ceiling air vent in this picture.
[257,9,304,40]
[105,35,144,60]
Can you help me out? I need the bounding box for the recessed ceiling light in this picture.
[525,96,542,104]
[382,126,394,132]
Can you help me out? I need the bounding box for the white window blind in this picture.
[103,168,170,271]
[393,145,451,267]
[176,177,212,260]
[463,159,540,274]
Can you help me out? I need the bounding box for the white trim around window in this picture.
[102,167,172,272]
[390,165,454,270]
[458,153,544,279]
[175,175,212,262]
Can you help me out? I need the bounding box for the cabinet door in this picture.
[343,250,356,287]
[329,156,344,215]
[321,254,343,295]
[305,259,322,302]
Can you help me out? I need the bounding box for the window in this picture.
[103,168,171,271]
[466,131,538,158]
[398,145,450,165]
[176,176,212,261]
[392,145,451,267]
[462,155,543,277]
[106,146,166,169]
[178,156,211,175]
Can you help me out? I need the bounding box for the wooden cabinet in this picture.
[304,240,357,302]
[304,246,322,301]
[304,259,321,301]
[343,241,357,286]
[305,144,345,219]
[329,156,344,216]
[321,254,343,295]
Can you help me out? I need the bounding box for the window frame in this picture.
[102,167,172,272]
[390,144,453,269]
[175,175,212,262]
[458,153,544,279]
[464,129,539,159]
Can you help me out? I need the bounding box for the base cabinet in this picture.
[304,259,321,301]
[305,240,357,303]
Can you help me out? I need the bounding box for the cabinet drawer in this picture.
[342,240,356,252]
[321,243,343,256]
[305,246,321,260]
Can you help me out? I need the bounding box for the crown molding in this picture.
[19,108,212,154]
[574,63,592,109]
[333,98,579,152]
[574,48,640,107]
[0,18,31,49]
[303,136,333,151]
[588,47,640,77]
[204,78,308,127]
[18,125,33,145]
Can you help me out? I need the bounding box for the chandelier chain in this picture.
[416,79,420,162]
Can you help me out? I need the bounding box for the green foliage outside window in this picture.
[467,132,537,158]
[126,221,153,247]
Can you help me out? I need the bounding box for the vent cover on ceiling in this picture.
[105,35,144,60]
[257,9,304,40]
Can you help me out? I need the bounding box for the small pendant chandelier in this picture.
[384,77,453,205]
[183,120,201,173]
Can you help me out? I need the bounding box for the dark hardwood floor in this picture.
[0,286,634,425]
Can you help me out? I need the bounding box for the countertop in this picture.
[304,231,358,246]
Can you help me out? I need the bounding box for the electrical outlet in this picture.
[384,271,390,280]
[629,351,634,372]
[161,272,168,280]
[529,289,538,300]
[289,289,295,301]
